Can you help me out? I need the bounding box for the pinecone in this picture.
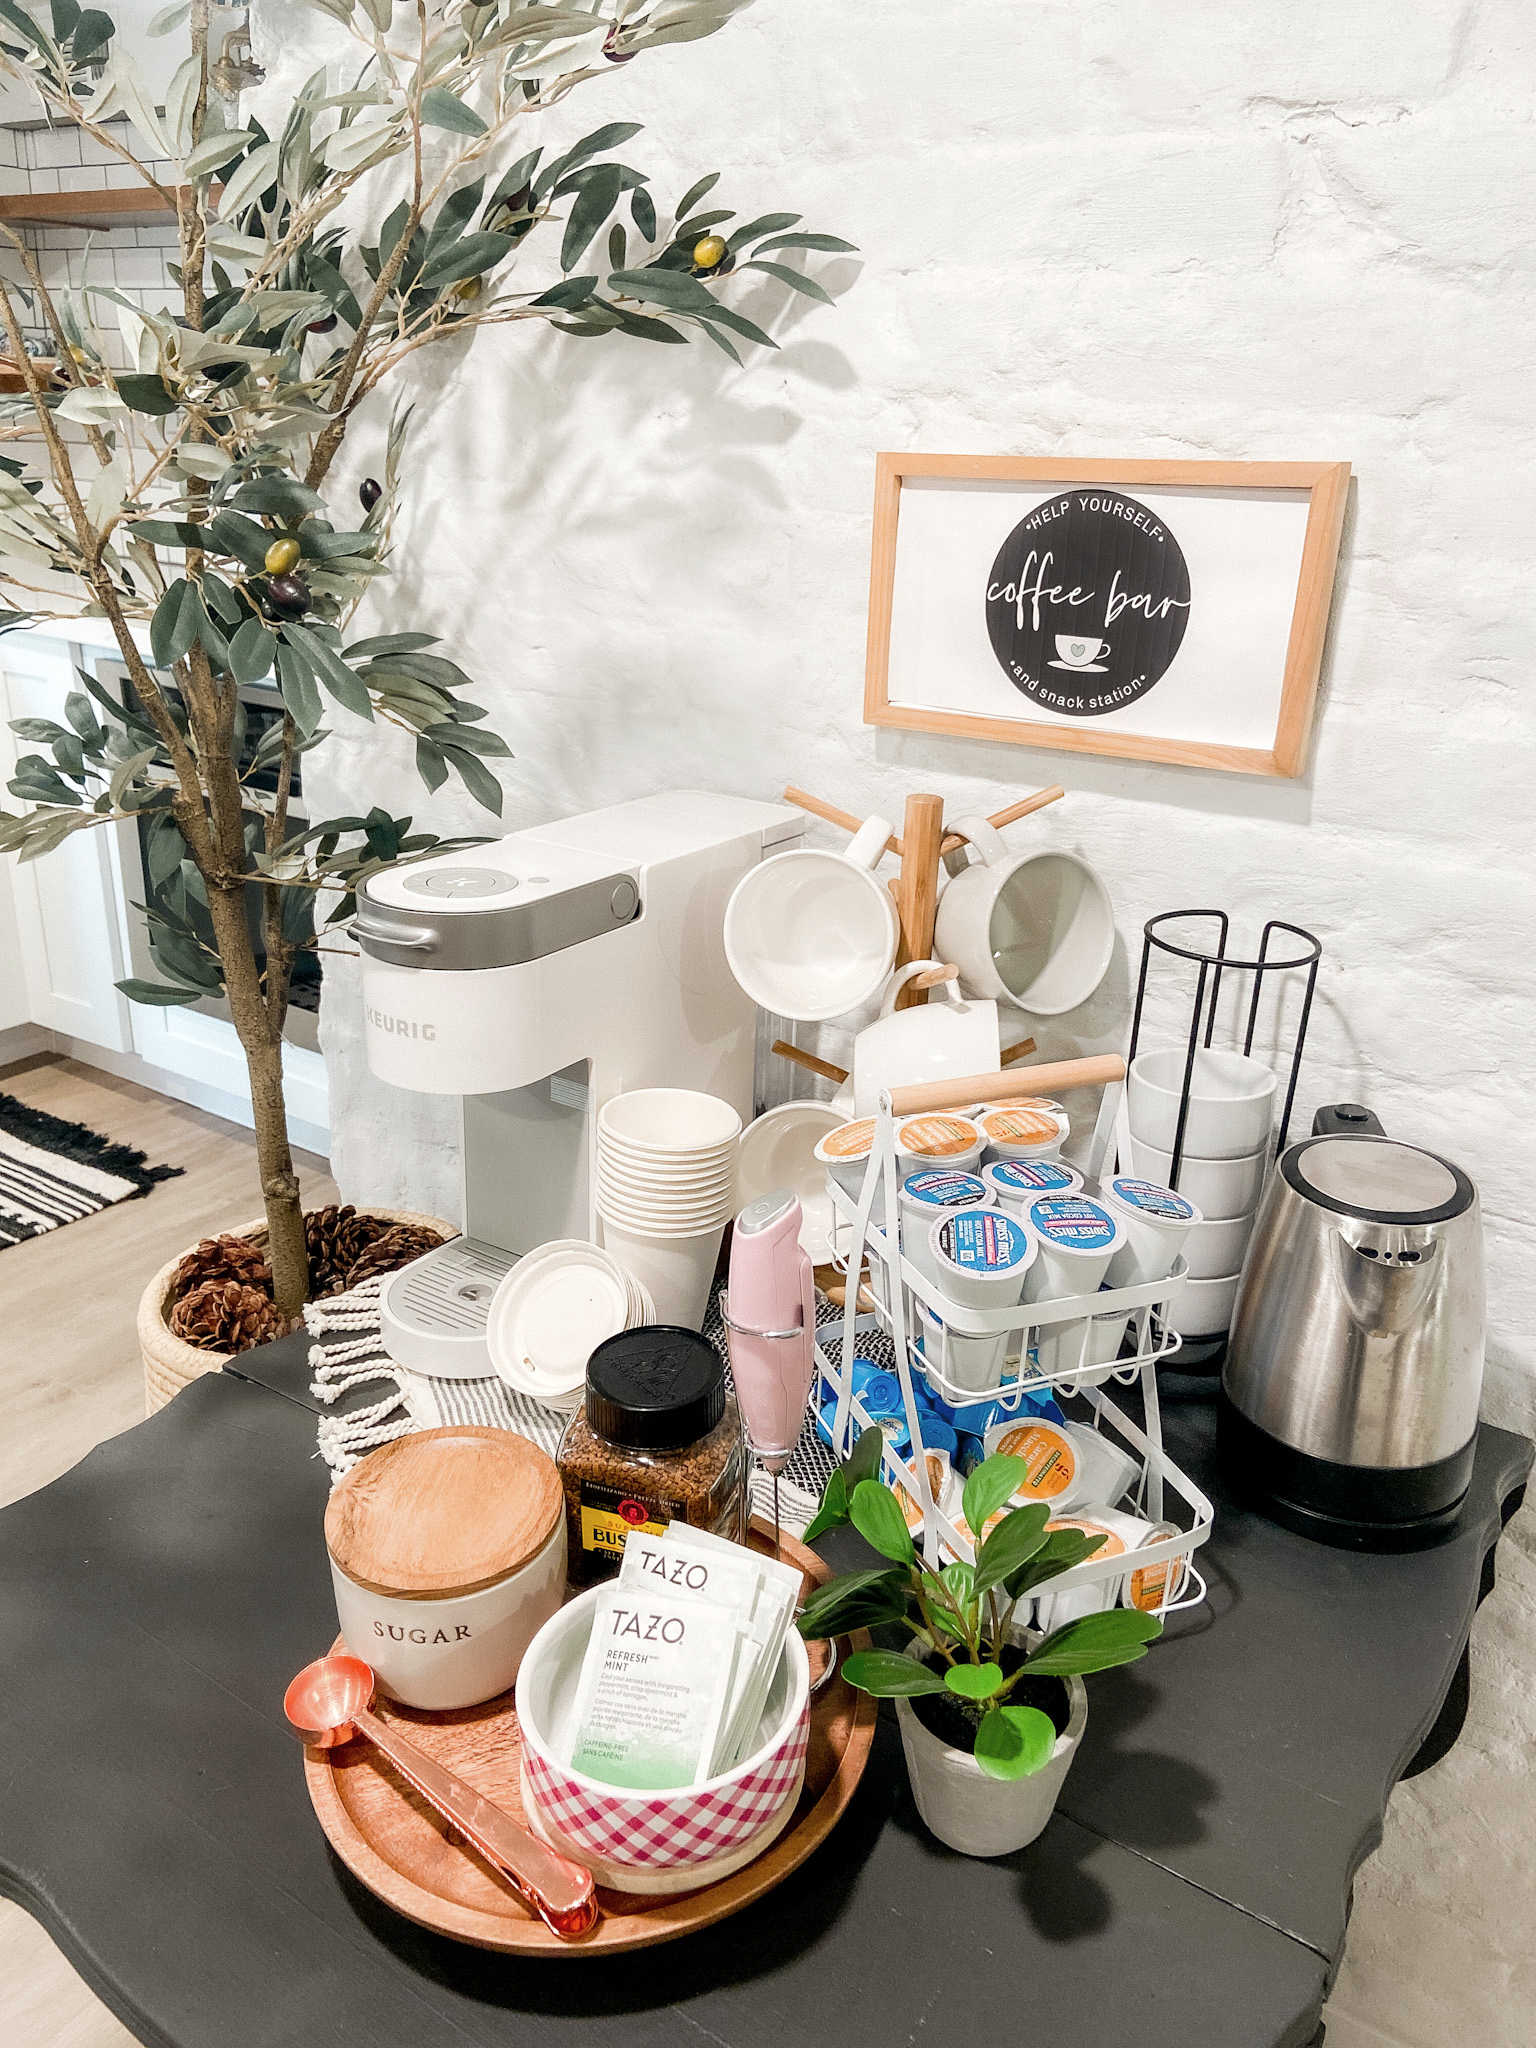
[170,1232,272,1298]
[169,1279,291,1355]
[344,1222,448,1289]
[305,1203,386,1295]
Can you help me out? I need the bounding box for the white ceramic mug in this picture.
[723,814,899,1022]
[1126,1133,1268,1217]
[1127,1048,1276,1161]
[934,818,1115,1015]
[848,962,1001,1116]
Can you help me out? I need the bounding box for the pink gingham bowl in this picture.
[515,1585,810,1895]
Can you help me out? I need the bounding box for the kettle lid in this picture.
[1284,1136,1474,1225]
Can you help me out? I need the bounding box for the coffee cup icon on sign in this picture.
[1049,634,1110,673]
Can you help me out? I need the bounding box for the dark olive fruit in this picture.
[602,25,633,60]
[359,478,382,512]
[307,312,338,334]
[265,572,310,616]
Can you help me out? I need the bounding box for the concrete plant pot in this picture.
[138,1206,452,1414]
[893,1652,1087,1858]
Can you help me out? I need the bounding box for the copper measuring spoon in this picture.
[283,1654,598,1940]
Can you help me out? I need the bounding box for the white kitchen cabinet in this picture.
[0,633,133,1052]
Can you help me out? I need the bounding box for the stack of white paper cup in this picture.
[926,1206,1035,1394]
[595,1089,742,1329]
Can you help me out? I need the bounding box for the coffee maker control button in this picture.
[610,878,640,921]
[403,867,518,898]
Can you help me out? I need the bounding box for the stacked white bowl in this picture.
[594,1088,743,1330]
[1125,1048,1276,1343]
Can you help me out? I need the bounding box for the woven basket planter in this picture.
[138,1206,455,1415]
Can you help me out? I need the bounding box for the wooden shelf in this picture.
[0,184,186,229]
[0,358,56,392]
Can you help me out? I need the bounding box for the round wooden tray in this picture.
[302,1520,876,1955]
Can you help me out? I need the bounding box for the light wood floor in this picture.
[0,1055,336,2048]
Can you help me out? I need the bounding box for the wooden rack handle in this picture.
[910,961,959,991]
[888,1055,1125,1115]
[999,1036,1037,1065]
[939,784,1065,856]
[771,1040,850,1087]
[782,786,903,859]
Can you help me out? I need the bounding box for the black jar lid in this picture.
[585,1326,726,1450]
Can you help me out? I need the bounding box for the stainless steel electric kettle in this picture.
[1220,1104,1485,1548]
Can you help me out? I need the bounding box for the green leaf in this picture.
[846,1425,884,1489]
[70,6,113,60]
[420,85,487,136]
[414,738,449,794]
[532,275,597,310]
[114,373,178,416]
[150,579,201,666]
[204,511,272,570]
[801,1463,848,1546]
[673,170,719,221]
[418,722,510,758]
[960,1456,1026,1546]
[114,977,202,1007]
[183,129,254,180]
[838,1650,946,1699]
[280,623,372,719]
[973,1501,1051,1598]
[51,0,81,40]
[231,475,323,520]
[794,1567,909,1639]
[611,307,686,344]
[535,121,643,200]
[849,1478,914,1566]
[726,211,800,251]
[940,1560,976,1615]
[439,743,503,814]
[608,265,715,313]
[229,617,277,685]
[753,231,858,256]
[131,518,206,549]
[344,631,437,660]
[974,1703,1058,1781]
[699,303,779,351]
[744,258,835,305]
[629,184,656,241]
[562,162,622,273]
[63,690,103,744]
[274,642,322,736]
[1004,1526,1109,1602]
[417,231,514,290]
[944,1661,1005,1702]
[1025,1610,1162,1677]
[219,140,280,220]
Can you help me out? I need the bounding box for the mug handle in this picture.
[879,959,963,1016]
[946,814,1010,869]
[842,813,896,872]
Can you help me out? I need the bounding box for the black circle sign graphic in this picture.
[984,489,1192,717]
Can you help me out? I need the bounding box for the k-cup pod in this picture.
[983,1416,1137,1514]
[914,1301,1020,1405]
[982,1156,1084,1214]
[1035,1282,1132,1381]
[814,1116,886,1218]
[976,1102,1068,1165]
[1023,1195,1126,1302]
[927,1208,1034,1393]
[1101,1175,1203,1288]
[899,1168,994,1287]
[1122,1521,1190,1614]
[895,1113,984,1181]
[894,1447,962,1532]
[1033,1507,1154,1632]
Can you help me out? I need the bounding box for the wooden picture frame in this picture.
[863,455,1350,778]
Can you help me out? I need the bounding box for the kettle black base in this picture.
[1218,1398,1477,1552]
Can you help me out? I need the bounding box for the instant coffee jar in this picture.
[325,1425,565,1709]
[558,1326,748,1584]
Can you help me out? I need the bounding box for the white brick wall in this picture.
[247,0,1535,1426]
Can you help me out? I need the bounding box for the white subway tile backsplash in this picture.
[28,168,58,194]
[113,250,168,287]
[104,165,137,190]
[31,126,81,170]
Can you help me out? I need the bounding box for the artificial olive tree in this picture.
[0,0,849,1309]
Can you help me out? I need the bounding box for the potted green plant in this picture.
[0,0,851,1349]
[797,1431,1161,1857]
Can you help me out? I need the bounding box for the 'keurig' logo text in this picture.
[366,1006,437,1040]
[985,488,1192,716]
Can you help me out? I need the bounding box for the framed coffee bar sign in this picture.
[863,455,1351,777]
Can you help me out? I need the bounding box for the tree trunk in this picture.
[204,878,309,1314]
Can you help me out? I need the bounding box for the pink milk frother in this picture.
[722,1189,817,1554]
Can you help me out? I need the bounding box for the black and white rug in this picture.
[0,1089,183,1247]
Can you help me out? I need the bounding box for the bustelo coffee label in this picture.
[985,488,1191,716]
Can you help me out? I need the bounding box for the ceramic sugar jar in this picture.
[325,1425,566,1710]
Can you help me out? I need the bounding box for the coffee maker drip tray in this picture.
[379,1238,516,1381]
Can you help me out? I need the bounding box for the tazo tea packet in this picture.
[567,1586,735,1791]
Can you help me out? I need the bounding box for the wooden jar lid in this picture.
[325,1427,563,1599]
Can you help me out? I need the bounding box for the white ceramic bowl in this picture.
[1182,1210,1258,1282]
[516,1585,811,1890]
[1164,1269,1243,1339]
[1126,1134,1269,1218]
[1128,1049,1276,1160]
[598,1089,743,1157]
[736,1100,843,1262]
